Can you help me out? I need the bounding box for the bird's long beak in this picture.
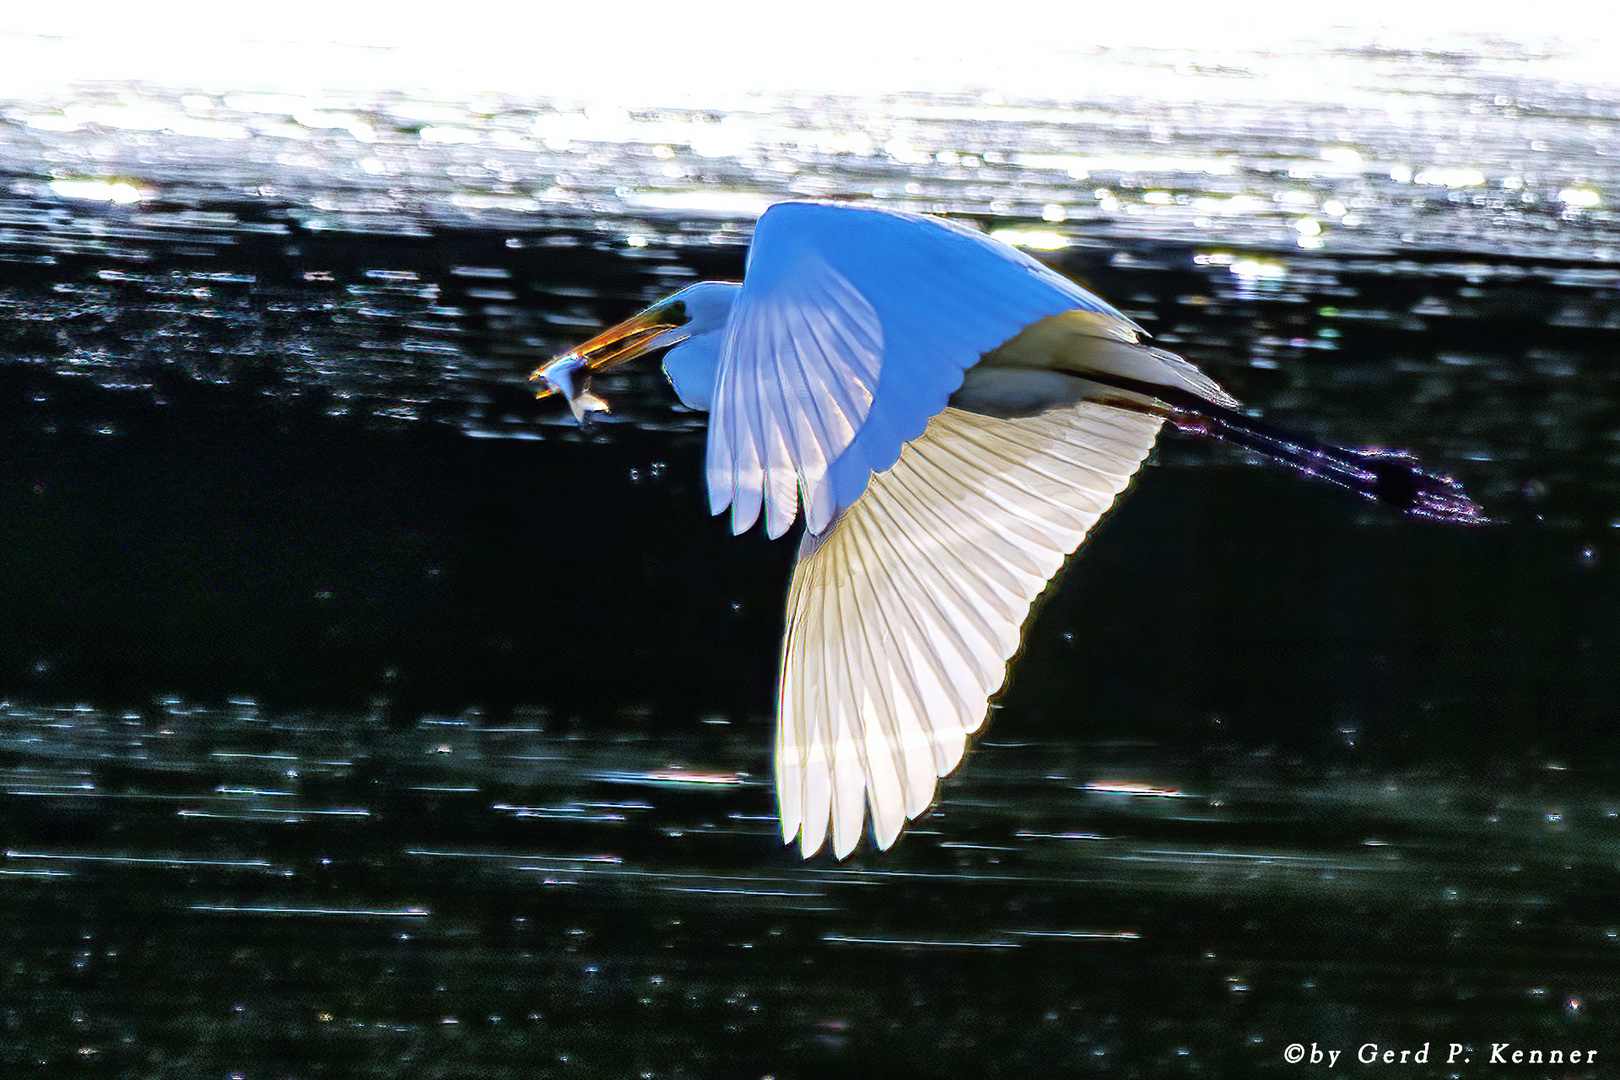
[530,302,682,395]
[530,301,685,421]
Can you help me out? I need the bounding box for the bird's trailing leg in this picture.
[1121,382,1487,525]
[1168,402,1485,524]
[953,365,1484,525]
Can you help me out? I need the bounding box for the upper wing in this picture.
[707,201,1137,538]
[775,401,1164,858]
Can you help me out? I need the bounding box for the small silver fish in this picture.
[530,354,609,422]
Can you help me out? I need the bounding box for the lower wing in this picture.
[776,401,1163,858]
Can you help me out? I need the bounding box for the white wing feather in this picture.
[707,202,1141,539]
[776,402,1163,858]
[709,250,884,538]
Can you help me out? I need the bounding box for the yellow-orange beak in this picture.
[529,302,683,400]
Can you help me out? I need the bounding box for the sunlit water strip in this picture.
[0,13,1617,266]
[4,4,1620,101]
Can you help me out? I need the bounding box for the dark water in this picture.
[3,38,1620,1079]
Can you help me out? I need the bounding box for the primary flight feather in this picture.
[533,200,1481,859]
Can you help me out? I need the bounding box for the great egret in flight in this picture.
[533,201,1481,859]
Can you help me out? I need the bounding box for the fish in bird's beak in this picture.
[530,355,609,422]
[531,300,685,421]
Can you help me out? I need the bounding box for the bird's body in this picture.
[534,201,1481,858]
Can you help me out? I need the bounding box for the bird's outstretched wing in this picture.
[707,202,1136,538]
[776,401,1163,858]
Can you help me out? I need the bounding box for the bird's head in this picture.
[531,281,740,420]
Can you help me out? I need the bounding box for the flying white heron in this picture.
[532,201,1481,859]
